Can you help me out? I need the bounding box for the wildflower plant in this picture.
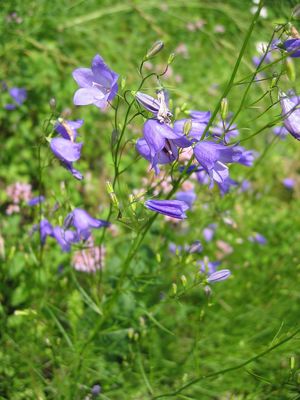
[2,1,300,398]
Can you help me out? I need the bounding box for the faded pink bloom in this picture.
[6,204,20,215]
[175,43,189,59]
[175,74,183,83]
[186,22,196,32]
[6,182,32,204]
[143,61,153,71]
[214,24,225,33]
[181,180,195,191]
[72,237,105,273]
[108,224,119,237]
[216,240,233,256]
[179,147,194,162]
[195,19,206,29]
[0,235,5,258]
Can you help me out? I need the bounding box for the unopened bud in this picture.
[172,283,177,295]
[128,328,134,339]
[183,119,192,135]
[168,52,175,65]
[291,25,300,37]
[49,97,56,110]
[290,356,296,370]
[106,181,119,208]
[286,58,296,81]
[220,98,228,120]
[145,40,164,59]
[134,332,139,341]
[180,275,187,287]
[121,76,126,90]
[129,194,136,212]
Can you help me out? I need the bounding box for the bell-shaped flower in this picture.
[189,110,211,122]
[5,87,27,110]
[136,138,177,175]
[39,219,53,245]
[236,146,257,167]
[73,54,119,108]
[51,226,79,252]
[175,190,196,208]
[135,90,172,123]
[55,119,84,142]
[193,141,241,184]
[142,119,184,173]
[50,137,83,180]
[207,269,231,283]
[217,176,238,196]
[283,39,300,57]
[280,93,300,140]
[145,199,189,219]
[64,208,109,240]
[28,195,45,207]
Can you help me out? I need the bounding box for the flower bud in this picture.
[292,5,300,20]
[121,76,126,90]
[183,119,192,135]
[290,356,295,370]
[180,275,187,287]
[128,328,134,339]
[172,282,177,295]
[145,40,164,59]
[168,52,175,65]
[106,181,119,208]
[49,97,56,110]
[286,58,296,81]
[220,98,228,120]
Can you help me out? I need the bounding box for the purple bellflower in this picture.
[5,87,27,110]
[283,39,300,57]
[50,137,83,180]
[207,269,231,283]
[211,117,239,142]
[39,219,53,245]
[193,141,241,184]
[72,54,119,108]
[135,90,172,123]
[175,190,196,208]
[141,119,184,173]
[189,110,211,122]
[282,178,295,189]
[280,93,300,140]
[249,233,267,245]
[28,195,45,207]
[203,224,217,242]
[273,125,289,140]
[145,199,189,219]
[64,208,109,240]
[55,119,84,142]
[136,137,177,175]
[199,259,221,275]
[217,176,238,196]
[236,146,257,167]
[52,226,79,252]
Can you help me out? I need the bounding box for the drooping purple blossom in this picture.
[55,119,84,141]
[217,176,238,196]
[188,240,203,253]
[211,117,239,141]
[249,233,267,245]
[282,178,295,190]
[203,224,217,242]
[283,39,300,57]
[207,269,231,283]
[145,199,189,219]
[280,93,300,140]
[236,146,257,167]
[273,125,289,139]
[52,226,79,252]
[198,259,221,275]
[135,91,172,123]
[5,87,27,110]
[28,195,45,207]
[50,137,83,180]
[193,141,241,184]
[64,208,109,240]
[72,54,119,108]
[175,190,196,208]
[39,219,53,245]
[141,119,184,173]
[136,137,177,175]
[189,110,211,122]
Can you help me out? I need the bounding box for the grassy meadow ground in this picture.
[1,0,300,399]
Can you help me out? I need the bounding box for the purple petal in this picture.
[50,138,82,162]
